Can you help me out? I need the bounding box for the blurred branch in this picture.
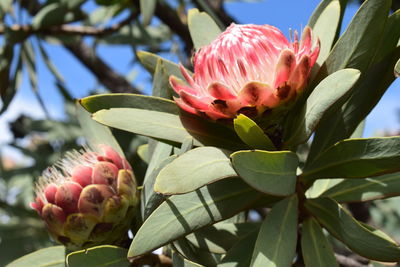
[64,41,141,94]
[193,0,237,27]
[0,12,138,36]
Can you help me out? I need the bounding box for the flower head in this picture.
[170,23,320,120]
[31,145,138,250]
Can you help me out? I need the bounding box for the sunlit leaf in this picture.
[67,245,129,267]
[188,8,221,50]
[6,246,65,267]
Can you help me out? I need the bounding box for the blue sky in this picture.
[1,0,399,160]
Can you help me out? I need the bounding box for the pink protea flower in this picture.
[170,24,320,120]
[30,145,139,250]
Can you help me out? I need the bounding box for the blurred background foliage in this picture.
[0,0,399,265]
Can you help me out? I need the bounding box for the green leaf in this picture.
[32,3,83,29]
[231,150,298,196]
[0,0,12,13]
[321,172,400,202]
[0,43,15,114]
[140,0,156,26]
[80,93,179,114]
[395,57,400,77]
[305,178,343,198]
[188,8,221,50]
[137,144,149,163]
[285,69,360,146]
[152,59,173,99]
[302,137,400,181]
[305,197,400,262]
[173,252,204,267]
[308,0,342,68]
[186,222,260,254]
[218,230,258,267]
[92,108,244,150]
[308,0,394,161]
[233,114,275,150]
[67,245,129,267]
[6,246,65,267]
[137,51,189,80]
[155,147,236,195]
[173,238,222,266]
[250,196,298,267]
[128,178,263,258]
[301,217,338,267]
[76,101,123,155]
[37,41,64,83]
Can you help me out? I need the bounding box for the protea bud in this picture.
[30,145,139,250]
[170,23,320,120]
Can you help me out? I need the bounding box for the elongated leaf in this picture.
[305,178,343,198]
[395,58,400,77]
[186,222,260,254]
[6,246,65,267]
[305,197,400,262]
[218,230,258,267]
[93,108,244,150]
[155,147,236,195]
[173,238,222,266]
[321,172,400,202]
[250,196,298,267]
[153,59,173,99]
[285,69,360,146]
[301,217,338,267]
[308,0,395,161]
[309,0,342,68]
[302,137,400,181]
[128,178,263,258]
[234,114,275,150]
[142,155,175,220]
[76,102,123,155]
[140,0,156,26]
[80,93,179,115]
[67,245,129,267]
[173,252,204,267]
[188,9,221,50]
[231,150,298,196]
[137,51,188,80]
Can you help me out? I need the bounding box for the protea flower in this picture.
[30,145,139,250]
[170,24,320,120]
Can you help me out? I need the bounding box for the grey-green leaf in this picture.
[155,147,237,195]
[76,102,123,155]
[250,196,298,267]
[309,0,342,68]
[395,57,400,77]
[128,178,263,258]
[6,246,65,267]
[188,8,221,50]
[231,150,298,196]
[92,108,243,150]
[305,197,400,262]
[301,217,338,267]
[321,172,400,202]
[302,137,400,181]
[285,68,360,146]
[137,50,188,80]
[140,0,156,26]
[234,114,275,150]
[67,245,130,267]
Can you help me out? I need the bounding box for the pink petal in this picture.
[92,161,119,187]
[44,184,58,204]
[179,64,195,87]
[300,26,312,52]
[207,82,236,100]
[289,55,311,92]
[78,184,114,217]
[71,165,93,187]
[169,76,197,95]
[273,49,296,88]
[100,145,123,169]
[55,182,83,215]
[173,97,198,115]
[179,91,210,111]
[42,203,66,230]
[238,82,274,106]
[30,197,44,214]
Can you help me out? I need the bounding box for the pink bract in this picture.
[170,23,320,120]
